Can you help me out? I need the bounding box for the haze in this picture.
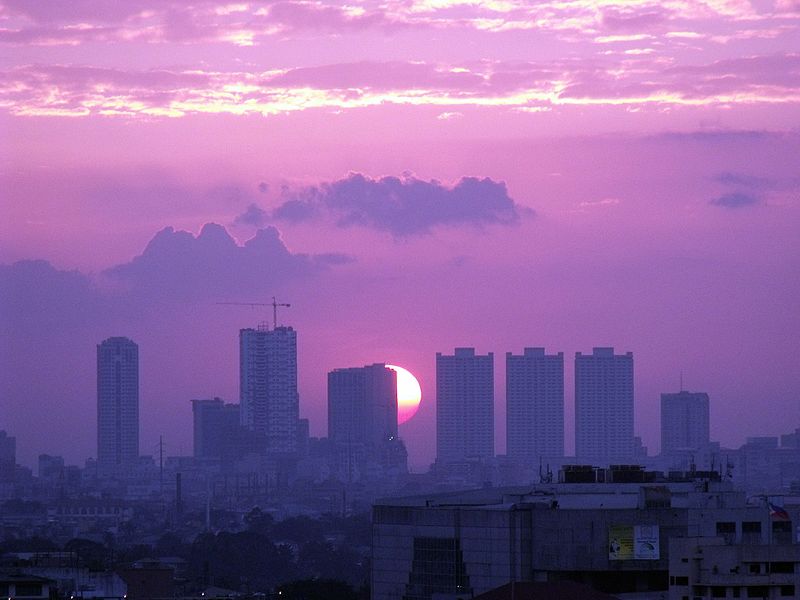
[1,0,799,469]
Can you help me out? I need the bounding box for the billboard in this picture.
[608,524,659,560]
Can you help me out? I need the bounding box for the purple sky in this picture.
[1,0,799,469]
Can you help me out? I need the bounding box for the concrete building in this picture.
[575,347,634,465]
[191,398,241,460]
[328,363,405,481]
[436,348,494,465]
[506,348,564,466]
[328,363,397,449]
[372,467,799,600]
[669,535,800,599]
[661,391,710,456]
[239,325,299,455]
[97,336,139,474]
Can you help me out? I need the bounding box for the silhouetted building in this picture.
[575,347,634,465]
[191,398,241,460]
[0,430,15,482]
[506,348,564,465]
[328,364,406,480]
[97,336,139,474]
[328,363,397,448]
[372,468,785,600]
[37,454,64,480]
[436,348,494,464]
[240,325,299,455]
[661,390,710,455]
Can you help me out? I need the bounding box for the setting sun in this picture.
[386,365,422,425]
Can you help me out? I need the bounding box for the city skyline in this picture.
[2,0,798,471]
[2,319,798,469]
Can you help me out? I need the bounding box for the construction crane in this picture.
[217,296,291,329]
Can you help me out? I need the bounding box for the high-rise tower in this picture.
[436,347,494,464]
[661,391,710,456]
[328,363,398,449]
[97,336,139,473]
[575,347,634,465]
[239,325,299,455]
[506,348,564,464]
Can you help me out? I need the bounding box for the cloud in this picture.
[272,173,531,236]
[4,52,798,120]
[0,260,102,332]
[0,224,351,327]
[709,192,760,208]
[234,203,269,227]
[105,223,350,302]
[714,172,772,190]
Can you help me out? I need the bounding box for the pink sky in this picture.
[1,0,799,469]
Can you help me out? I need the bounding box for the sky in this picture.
[1,0,799,470]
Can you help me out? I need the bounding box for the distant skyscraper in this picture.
[239,325,299,455]
[97,336,139,473]
[575,347,634,464]
[661,391,710,455]
[436,347,494,464]
[192,398,241,460]
[506,348,564,464]
[328,363,398,449]
[0,431,16,482]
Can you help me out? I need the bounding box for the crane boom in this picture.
[217,296,291,329]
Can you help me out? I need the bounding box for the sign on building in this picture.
[608,524,659,560]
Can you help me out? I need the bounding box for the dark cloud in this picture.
[272,173,532,236]
[0,224,351,327]
[234,203,269,227]
[709,192,760,208]
[714,172,772,190]
[0,260,102,332]
[105,223,350,302]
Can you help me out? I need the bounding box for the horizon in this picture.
[2,0,799,471]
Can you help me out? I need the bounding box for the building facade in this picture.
[575,347,634,465]
[328,363,405,480]
[239,325,299,455]
[97,336,139,474]
[191,398,241,460]
[373,470,798,600]
[436,348,494,465]
[506,348,564,465]
[661,390,710,456]
[328,363,397,449]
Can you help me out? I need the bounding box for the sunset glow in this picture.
[387,365,422,425]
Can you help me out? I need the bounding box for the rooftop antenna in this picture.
[217,296,291,329]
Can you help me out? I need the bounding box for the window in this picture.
[770,562,794,574]
[780,586,795,597]
[732,588,741,598]
[14,583,43,596]
[748,563,762,574]
[676,576,689,585]
[747,586,769,598]
[712,586,726,597]
[717,522,736,543]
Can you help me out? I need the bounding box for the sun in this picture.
[386,365,422,425]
